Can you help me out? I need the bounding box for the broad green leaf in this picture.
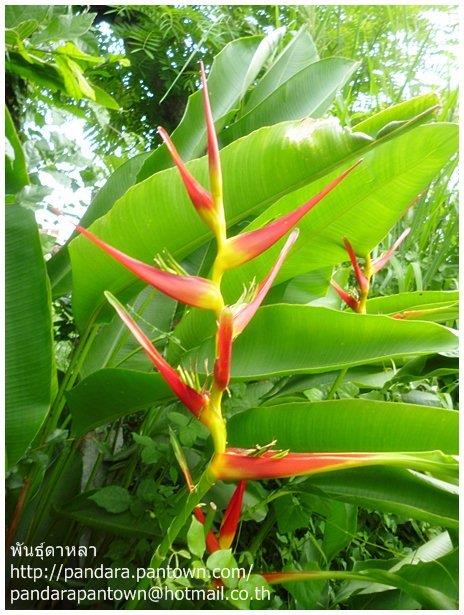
[138,34,274,181]
[322,502,357,562]
[70,118,371,330]
[5,106,29,194]
[303,466,458,528]
[187,516,206,559]
[6,207,54,467]
[54,54,84,99]
[30,12,95,44]
[187,305,457,379]
[6,55,68,92]
[280,562,325,609]
[277,366,395,395]
[385,549,458,608]
[243,27,319,113]
[227,398,457,453]
[274,492,330,533]
[55,491,161,538]
[90,485,132,514]
[357,552,458,609]
[366,290,458,322]
[264,267,332,305]
[342,533,455,608]
[265,553,457,608]
[66,369,172,437]
[92,84,120,110]
[5,6,50,29]
[391,354,458,383]
[353,92,441,136]
[221,57,358,145]
[47,152,149,297]
[80,288,177,378]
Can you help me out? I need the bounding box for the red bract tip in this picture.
[372,228,411,273]
[214,308,233,390]
[200,61,222,202]
[211,448,373,481]
[343,237,369,292]
[220,161,361,271]
[233,229,299,337]
[330,280,360,312]
[218,480,247,550]
[157,125,214,214]
[105,292,207,417]
[77,226,223,312]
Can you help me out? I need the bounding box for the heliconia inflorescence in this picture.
[73,63,436,581]
[331,228,411,314]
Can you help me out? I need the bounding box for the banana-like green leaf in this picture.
[264,267,332,305]
[5,106,29,194]
[67,369,173,437]
[353,92,441,136]
[226,399,457,453]
[341,534,456,608]
[138,34,278,182]
[366,290,458,322]
[266,549,457,608]
[391,354,458,383]
[186,305,457,379]
[6,207,54,467]
[221,57,358,145]
[276,366,395,395]
[303,467,458,528]
[243,27,319,113]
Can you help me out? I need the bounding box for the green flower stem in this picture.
[126,464,216,608]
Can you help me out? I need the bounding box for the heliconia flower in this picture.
[218,480,247,550]
[214,308,233,390]
[233,229,299,337]
[343,237,369,292]
[193,507,221,553]
[200,61,222,205]
[105,292,207,417]
[372,228,411,273]
[77,226,223,312]
[218,161,362,271]
[211,448,372,480]
[211,448,457,481]
[157,126,214,216]
[330,280,360,312]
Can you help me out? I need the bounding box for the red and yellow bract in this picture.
[77,226,223,312]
